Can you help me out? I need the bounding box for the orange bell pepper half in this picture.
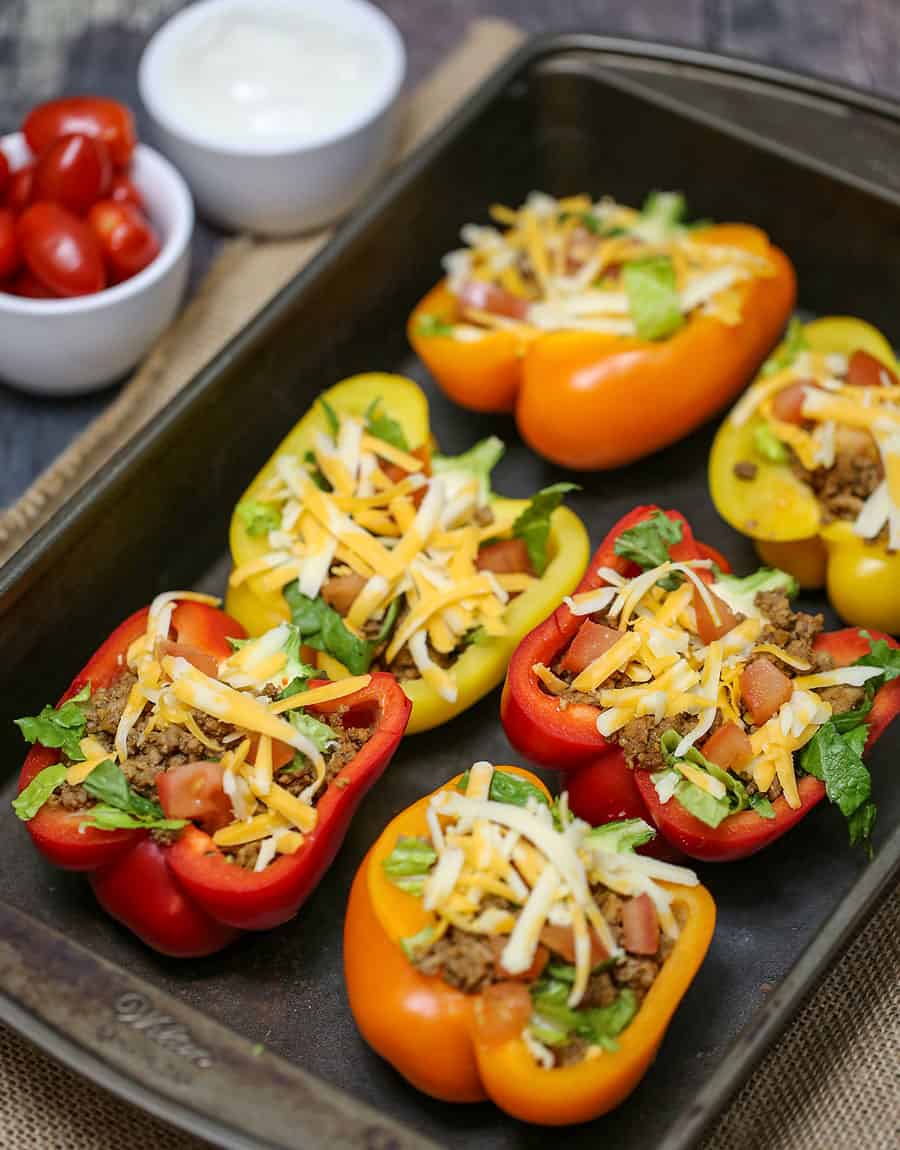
[344,767,716,1125]
[409,217,796,470]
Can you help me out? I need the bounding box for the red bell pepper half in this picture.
[16,601,411,955]
[500,505,725,771]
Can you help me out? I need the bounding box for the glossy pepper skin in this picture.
[227,372,590,734]
[409,225,796,470]
[344,767,716,1125]
[709,317,900,634]
[17,602,411,956]
[500,505,723,772]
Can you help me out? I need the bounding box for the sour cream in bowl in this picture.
[139,0,406,235]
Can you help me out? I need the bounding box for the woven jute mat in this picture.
[0,17,898,1150]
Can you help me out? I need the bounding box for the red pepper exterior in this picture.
[17,603,411,956]
[500,506,718,771]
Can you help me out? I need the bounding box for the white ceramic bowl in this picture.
[0,132,193,396]
[138,0,406,235]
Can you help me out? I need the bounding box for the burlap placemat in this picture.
[0,17,897,1150]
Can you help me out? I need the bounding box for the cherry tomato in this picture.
[6,164,34,212]
[33,133,112,214]
[18,202,106,297]
[88,199,160,283]
[8,268,56,298]
[24,97,136,168]
[109,174,143,209]
[0,209,20,279]
[157,762,233,834]
[473,982,532,1045]
[0,152,9,198]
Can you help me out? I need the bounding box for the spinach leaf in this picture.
[11,763,67,821]
[283,583,399,676]
[235,500,281,537]
[365,398,410,452]
[623,256,684,341]
[15,684,92,763]
[512,482,579,575]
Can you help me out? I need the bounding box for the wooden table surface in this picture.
[1,0,899,508]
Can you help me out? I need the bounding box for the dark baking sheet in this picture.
[2,35,900,1150]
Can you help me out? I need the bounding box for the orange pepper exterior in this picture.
[408,224,796,470]
[344,767,717,1125]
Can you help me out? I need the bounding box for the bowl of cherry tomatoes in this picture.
[0,96,193,395]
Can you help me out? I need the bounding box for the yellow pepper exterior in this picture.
[227,373,590,733]
[709,317,900,633]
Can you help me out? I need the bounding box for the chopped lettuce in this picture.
[235,500,281,537]
[400,923,437,959]
[623,256,684,341]
[416,314,455,338]
[284,583,398,676]
[319,396,340,436]
[15,684,92,763]
[712,567,798,618]
[456,767,549,809]
[753,422,790,463]
[529,972,638,1052]
[584,818,656,854]
[382,835,438,895]
[511,482,579,575]
[635,191,687,242]
[289,710,337,754]
[432,436,505,501]
[761,318,808,377]
[11,763,67,821]
[365,398,409,452]
[656,729,764,828]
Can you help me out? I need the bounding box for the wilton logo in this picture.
[114,992,214,1068]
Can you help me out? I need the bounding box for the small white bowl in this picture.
[0,132,193,396]
[138,0,406,235]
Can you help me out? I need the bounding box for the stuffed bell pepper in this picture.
[502,506,900,861]
[227,372,588,734]
[13,592,410,956]
[408,191,796,469]
[344,760,715,1125]
[710,316,900,634]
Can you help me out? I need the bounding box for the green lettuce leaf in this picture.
[712,566,798,617]
[235,500,281,537]
[284,583,399,676]
[761,318,808,377]
[512,482,579,575]
[319,396,340,436]
[416,314,454,338]
[77,759,187,832]
[753,423,790,463]
[382,835,438,895]
[636,191,687,241]
[15,684,92,763]
[584,818,656,853]
[400,924,437,959]
[801,719,875,849]
[365,398,409,452]
[623,256,684,341]
[11,763,67,821]
[432,436,505,501]
[80,806,187,831]
[456,768,549,809]
[658,728,760,828]
[748,792,776,820]
[289,710,337,754]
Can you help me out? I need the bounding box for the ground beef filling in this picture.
[793,444,883,526]
[413,887,675,1067]
[46,672,376,871]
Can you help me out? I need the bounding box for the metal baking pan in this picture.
[2,34,900,1150]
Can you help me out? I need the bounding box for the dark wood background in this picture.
[2,0,899,508]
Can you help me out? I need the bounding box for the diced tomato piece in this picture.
[156,762,233,833]
[155,638,220,679]
[539,923,610,966]
[622,893,659,956]
[474,982,533,1045]
[701,722,754,772]
[491,938,549,982]
[560,620,621,676]
[476,538,534,576]
[457,279,530,320]
[692,586,740,644]
[771,380,813,424]
[846,349,898,388]
[740,657,793,726]
[321,572,366,614]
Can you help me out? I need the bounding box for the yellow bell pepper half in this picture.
[709,317,900,633]
[227,373,590,733]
